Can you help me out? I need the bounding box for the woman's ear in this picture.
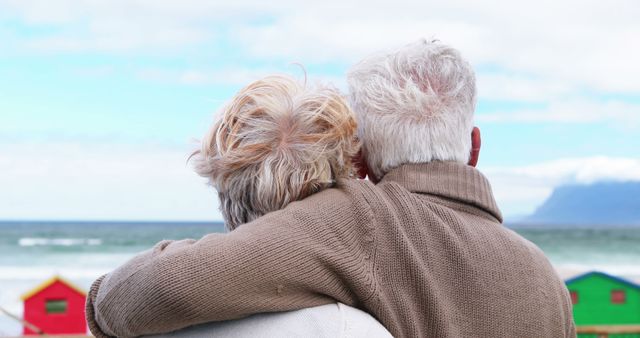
[353,150,369,179]
[468,127,481,167]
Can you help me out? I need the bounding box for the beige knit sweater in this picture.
[86,162,576,338]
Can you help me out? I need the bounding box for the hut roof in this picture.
[565,271,640,290]
[20,275,87,301]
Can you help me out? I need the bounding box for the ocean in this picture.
[1,221,639,336]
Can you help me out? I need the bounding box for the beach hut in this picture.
[566,271,640,326]
[20,275,87,335]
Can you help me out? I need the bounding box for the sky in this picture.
[0,0,639,221]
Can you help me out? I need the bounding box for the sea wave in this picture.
[0,266,111,281]
[18,237,102,247]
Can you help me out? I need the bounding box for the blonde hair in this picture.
[192,75,359,230]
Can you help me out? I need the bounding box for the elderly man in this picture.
[87,40,576,338]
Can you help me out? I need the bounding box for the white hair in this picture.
[347,39,476,180]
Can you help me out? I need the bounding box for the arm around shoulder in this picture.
[86,192,375,337]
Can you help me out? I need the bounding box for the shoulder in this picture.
[303,178,378,208]
[234,179,378,252]
[263,178,378,228]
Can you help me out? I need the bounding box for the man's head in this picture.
[192,75,359,230]
[348,39,478,181]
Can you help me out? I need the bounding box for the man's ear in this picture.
[468,127,481,167]
[353,149,369,179]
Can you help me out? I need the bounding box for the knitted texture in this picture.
[86,161,576,338]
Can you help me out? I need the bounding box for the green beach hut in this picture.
[566,271,640,337]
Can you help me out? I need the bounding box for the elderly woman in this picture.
[152,75,391,337]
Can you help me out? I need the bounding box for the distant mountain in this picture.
[525,181,640,226]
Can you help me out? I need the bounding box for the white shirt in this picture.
[149,303,393,338]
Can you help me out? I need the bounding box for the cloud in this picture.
[2,0,639,109]
[484,156,640,219]
[135,67,347,90]
[2,0,638,91]
[233,17,486,64]
[477,98,640,127]
[1,0,220,53]
[488,157,640,184]
[0,142,222,221]
[476,73,575,102]
[2,0,638,141]
[22,19,209,53]
[227,1,640,94]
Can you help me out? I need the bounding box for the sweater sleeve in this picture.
[86,188,376,338]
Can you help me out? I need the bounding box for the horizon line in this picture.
[0,219,225,224]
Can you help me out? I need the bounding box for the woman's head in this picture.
[192,75,359,230]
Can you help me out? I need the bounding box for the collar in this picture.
[380,161,503,223]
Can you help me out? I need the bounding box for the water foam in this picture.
[18,237,102,247]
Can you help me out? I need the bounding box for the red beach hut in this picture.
[20,275,87,335]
